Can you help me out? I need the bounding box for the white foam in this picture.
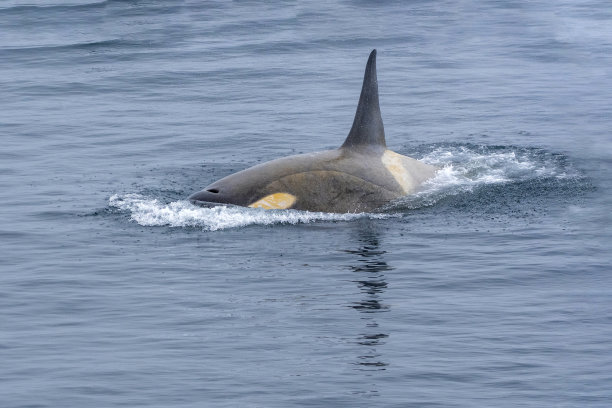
[419,146,561,193]
[109,193,392,231]
[385,145,574,210]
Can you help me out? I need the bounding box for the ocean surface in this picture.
[1,1,611,407]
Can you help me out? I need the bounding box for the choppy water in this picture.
[1,1,611,407]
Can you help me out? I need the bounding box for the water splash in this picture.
[387,144,581,210]
[108,194,392,231]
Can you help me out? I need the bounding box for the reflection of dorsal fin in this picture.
[341,49,386,151]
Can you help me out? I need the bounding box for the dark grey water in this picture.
[1,1,611,407]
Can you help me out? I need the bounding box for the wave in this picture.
[108,194,392,231]
[387,143,582,210]
[0,1,108,14]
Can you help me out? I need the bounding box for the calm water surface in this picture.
[1,1,611,407]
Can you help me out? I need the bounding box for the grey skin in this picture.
[189,50,437,213]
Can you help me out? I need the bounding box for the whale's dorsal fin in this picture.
[341,49,386,151]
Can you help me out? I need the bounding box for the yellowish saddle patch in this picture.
[381,150,412,193]
[248,193,297,210]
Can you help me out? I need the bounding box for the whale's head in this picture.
[188,169,263,208]
[188,187,236,208]
[188,159,301,210]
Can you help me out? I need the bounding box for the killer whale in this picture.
[189,50,437,213]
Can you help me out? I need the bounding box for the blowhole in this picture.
[207,188,219,194]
